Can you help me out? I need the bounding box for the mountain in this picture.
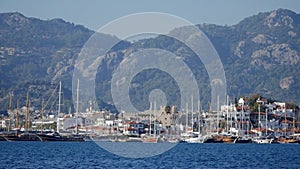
[198,9,300,99]
[0,12,116,113]
[0,9,299,113]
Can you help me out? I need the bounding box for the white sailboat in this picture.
[253,98,273,144]
[185,99,213,143]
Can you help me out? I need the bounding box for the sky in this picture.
[1,0,300,31]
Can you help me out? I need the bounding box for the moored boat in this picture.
[252,137,274,144]
[222,135,237,143]
[37,132,64,141]
[234,136,252,143]
[141,136,159,143]
[2,132,42,142]
[277,136,299,144]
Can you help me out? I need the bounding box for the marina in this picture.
[0,2,300,168]
[1,82,299,144]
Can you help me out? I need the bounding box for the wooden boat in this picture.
[204,137,220,143]
[222,135,237,143]
[277,136,299,144]
[141,136,159,143]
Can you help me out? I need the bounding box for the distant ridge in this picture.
[0,8,299,112]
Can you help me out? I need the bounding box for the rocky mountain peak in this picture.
[264,8,297,28]
[2,12,29,29]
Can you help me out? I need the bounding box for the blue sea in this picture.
[0,142,299,169]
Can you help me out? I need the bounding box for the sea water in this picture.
[0,142,299,168]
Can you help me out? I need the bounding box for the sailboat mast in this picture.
[8,92,13,131]
[293,108,295,134]
[149,102,152,135]
[208,102,212,134]
[217,95,219,133]
[265,108,268,136]
[15,99,19,129]
[154,101,156,136]
[25,92,30,133]
[186,103,188,133]
[284,103,287,136]
[226,96,229,133]
[191,95,193,131]
[41,98,44,134]
[56,81,62,133]
[197,99,200,115]
[230,97,233,132]
[58,81,62,117]
[76,79,79,134]
[258,100,261,136]
[197,99,201,135]
[241,98,244,134]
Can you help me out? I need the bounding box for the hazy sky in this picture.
[1,0,300,30]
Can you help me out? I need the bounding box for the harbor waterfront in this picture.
[1,2,300,168]
[1,88,300,144]
[0,142,300,168]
